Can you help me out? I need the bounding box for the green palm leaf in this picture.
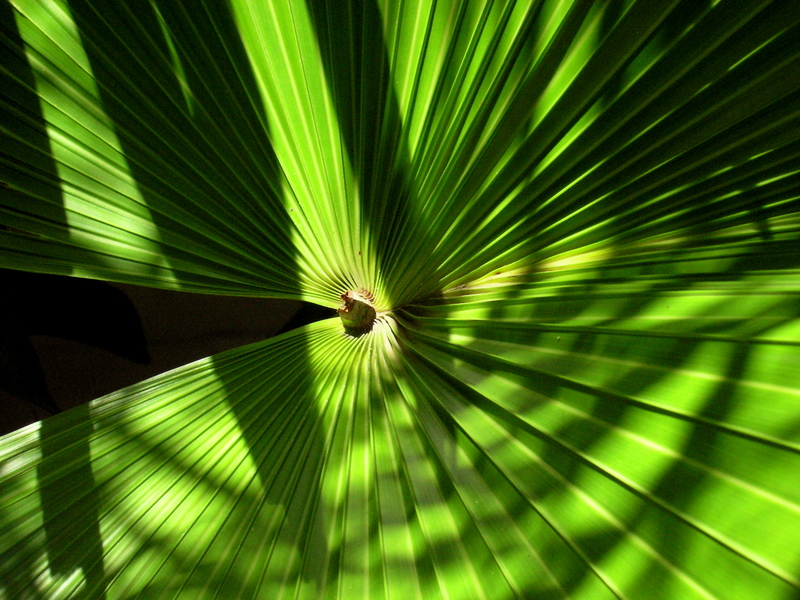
[2,0,799,598]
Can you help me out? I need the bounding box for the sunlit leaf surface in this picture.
[1,0,799,598]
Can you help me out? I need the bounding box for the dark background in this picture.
[0,274,336,436]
